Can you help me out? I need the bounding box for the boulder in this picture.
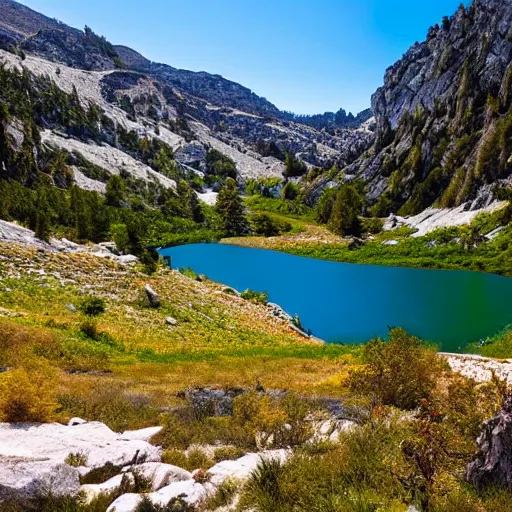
[106,493,142,512]
[165,317,178,326]
[0,422,161,472]
[80,473,133,504]
[184,387,247,418]
[122,462,192,491]
[145,284,160,308]
[207,450,289,487]
[65,304,77,313]
[0,461,80,502]
[466,394,512,490]
[121,426,163,442]
[107,480,210,512]
[151,479,210,506]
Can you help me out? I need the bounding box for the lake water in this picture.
[159,243,512,352]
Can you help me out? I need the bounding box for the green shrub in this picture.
[281,181,299,200]
[348,328,445,410]
[57,383,158,433]
[213,445,245,462]
[161,447,213,471]
[203,479,238,510]
[162,448,188,468]
[134,496,194,512]
[79,296,105,317]
[360,217,384,235]
[243,458,286,512]
[251,213,292,237]
[241,289,269,304]
[79,462,123,484]
[79,319,100,340]
[65,451,88,467]
[178,267,200,281]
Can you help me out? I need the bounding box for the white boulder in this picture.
[123,462,192,490]
[0,461,80,501]
[80,473,133,504]
[121,426,163,442]
[106,493,143,512]
[207,450,289,487]
[0,422,161,470]
[107,480,210,512]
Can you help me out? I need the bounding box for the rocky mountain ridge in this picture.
[0,0,373,183]
[337,0,512,214]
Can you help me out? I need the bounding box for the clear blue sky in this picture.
[18,0,466,115]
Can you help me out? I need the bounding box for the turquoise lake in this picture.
[159,243,512,352]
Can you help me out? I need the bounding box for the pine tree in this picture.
[34,188,51,242]
[316,187,338,224]
[328,184,362,237]
[69,185,90,240]
[284,151,307,178]
[215,178,248,237]
[105,174,126,207]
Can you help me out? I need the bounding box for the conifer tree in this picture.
[316,187,338,224]
[35,188,51,242]
[215,178,248,236]
[328,184,362,237]
[105,174,126,207]
[69,185,90,240]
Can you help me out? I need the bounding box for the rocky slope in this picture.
[340,0,512,215]
[0,0,373,185]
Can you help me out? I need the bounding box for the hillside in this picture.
[0,0,373,181]
[346,0,512,214]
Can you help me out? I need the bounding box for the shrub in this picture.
[79,462,123,485]
[140,249,159,275]
[57,383,158,432]
[241,289,269,304]
[162,448,188,468]
[134,496,194,512]
[178,267,199,281]
[79,296,105,317]
[281,181,299,200]
[79,319,100,340]
[251,213,292,237]
[203,479,238,510]
[185,447,214,471]
[361,217,384,235]
[162,447,214,472]
[243,458,286,512]
[213,445,245,462]
[348,328,445,410]
[65,451,88,467]
[0,365,58,423]
[232,391,311,449]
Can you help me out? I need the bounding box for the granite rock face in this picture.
[345,0,512,214]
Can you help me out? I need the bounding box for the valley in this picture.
[1,0,512,510]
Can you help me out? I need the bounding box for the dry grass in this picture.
[0,242,354,429]
[221,219,347,252]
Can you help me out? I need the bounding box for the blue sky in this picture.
[18,0,466,114]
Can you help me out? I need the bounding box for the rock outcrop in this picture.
[0,421,161,501]
[345,0,512,215]
[467,394,512,490]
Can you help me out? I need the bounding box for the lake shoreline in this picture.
[161,243,512,353]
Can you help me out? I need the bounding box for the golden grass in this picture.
[221,219,348,252]
[0,242,355,427]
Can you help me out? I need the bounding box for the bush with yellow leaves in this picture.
[0,360,58,423]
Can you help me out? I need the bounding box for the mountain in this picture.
[0,0,373,184]
[336,0,512,215]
